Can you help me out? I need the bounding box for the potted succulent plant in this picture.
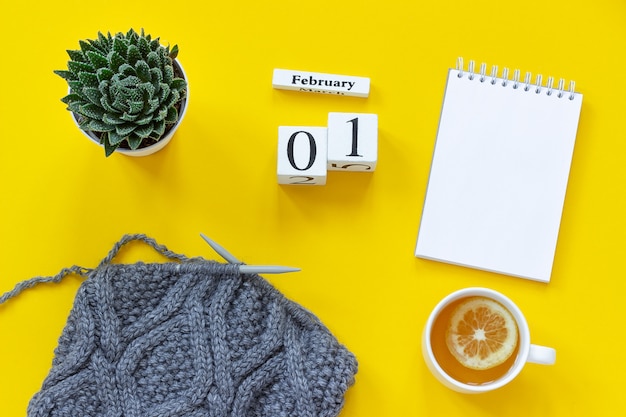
[54,29,188,157]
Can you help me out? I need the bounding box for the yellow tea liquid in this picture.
[430,296,520,385]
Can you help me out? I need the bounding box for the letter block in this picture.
[277,126,328,185]
[273,69,370,98]
[327,112,378,172]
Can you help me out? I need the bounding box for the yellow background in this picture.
[0,0,624,415]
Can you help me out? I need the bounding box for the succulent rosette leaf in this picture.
[55,29,187,156]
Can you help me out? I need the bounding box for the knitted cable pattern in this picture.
[2,235,357,417]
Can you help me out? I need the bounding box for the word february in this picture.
[273,69,370,98]
[291,75,355,91]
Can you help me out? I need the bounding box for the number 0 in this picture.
[287,131,317,171]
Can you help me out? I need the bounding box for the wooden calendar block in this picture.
[327,112,378,171]
[273,69,370,98]
[277,126,328,185]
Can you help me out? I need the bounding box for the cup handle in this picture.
[527,344,556,365]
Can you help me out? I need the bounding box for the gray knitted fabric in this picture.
[1,235,357,417]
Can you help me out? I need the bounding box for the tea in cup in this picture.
[422,287,555,393]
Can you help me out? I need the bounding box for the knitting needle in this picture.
[239,265,301,274]
[200,233,301,274]
[200,233,241,264]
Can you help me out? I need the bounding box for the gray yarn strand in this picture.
[1,234,192,306]
[0,265,90,305]
[95,233,192,268]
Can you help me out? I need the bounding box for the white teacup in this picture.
[422,287,556,393]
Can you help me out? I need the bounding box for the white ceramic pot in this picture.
[71,59,189,157]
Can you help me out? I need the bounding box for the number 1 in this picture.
[346,117,363,157]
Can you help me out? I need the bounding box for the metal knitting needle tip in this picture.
[239,265,301,275]
[199,234,300,274]
[199,233,242,264]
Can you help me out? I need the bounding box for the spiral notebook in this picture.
[415,58,583,282]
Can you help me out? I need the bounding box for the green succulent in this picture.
[54,29,187,156]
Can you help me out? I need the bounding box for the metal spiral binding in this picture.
[490,65,498,85]
[456,57,577,100]
[512,69,520,89]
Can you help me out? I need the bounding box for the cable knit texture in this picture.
[8,235,357,417]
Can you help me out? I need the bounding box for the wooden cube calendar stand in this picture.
[277,113,378,186]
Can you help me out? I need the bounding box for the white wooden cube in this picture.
[327,112,378,171]
[272,69,370,98]
[277,126,328,185]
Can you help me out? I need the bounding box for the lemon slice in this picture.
[446,296,518,370]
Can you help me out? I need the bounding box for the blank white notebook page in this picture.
[415,66,583,282]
